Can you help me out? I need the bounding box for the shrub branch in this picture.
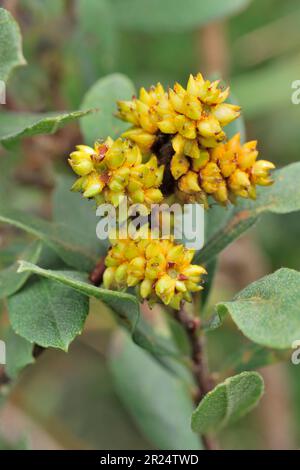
[175,302,219,450]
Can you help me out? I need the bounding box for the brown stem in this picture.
[175,302,219,450]
[89,257,105,286]
[0,367,10,387]
[197,21,229,78]
[151,133,175,196]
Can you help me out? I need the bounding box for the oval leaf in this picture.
[191,371,264,434]
[0,240,42,299]
[0,109,94,147]
[216,268,300,349]
[53,174,107,256]
[0,207,99,271]
[80,73,135,144]
[113,0,251,32]
[8,277,89,351]
[17,261,178,359]
[0,8,26,82]
[5,327,34,379]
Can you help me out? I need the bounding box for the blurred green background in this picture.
[0,0,300,450]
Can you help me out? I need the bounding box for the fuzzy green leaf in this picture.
[223,343,287,375]
[0,240,42,299]
[17,261,178,358]
[53,174,107,255]
[0,109,94,147]
[5,327,34,379]
[109,330,202,450]
[80,73,135,145]
[112,0,251,32]
[191,371,264,434]
[76,0,117,73]
[0,207,99,271]
[196,163,300,264]
[7,276,89,351]
[216,268,300,349]
[0,8,26,82]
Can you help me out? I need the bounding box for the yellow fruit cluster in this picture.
[68,137,164,208]
[173,133,275,204]
[118,74,240,152]
[68,72,276,310]
[103,234,206,309]
[117,74,275,206]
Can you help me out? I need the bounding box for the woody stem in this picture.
[174,302,220,450]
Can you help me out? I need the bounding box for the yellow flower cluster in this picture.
[68,137,164,208]
[67,72,276,309]
[174,133,275,204]
[117,73,275,206]
[103,234,206,309]
[117,74,240,152]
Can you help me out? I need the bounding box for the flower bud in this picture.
[229,169,251,198]
[122,128,156,150]
[197,115,222,138]
[144,188,164,204]
[68,150,94,176]
[155,274,176,305]
[213,103,240,126]
[83,172,104,198]
[103,267,116,289]
[140,278,153,299]
[171,153,190,180]
[191,150,210,171]
[158,118,177,134]
[178,171,201,193]
[114,263,129,284]
[251,160,275,185]
[174,115,197,139]
[200,162,223,194]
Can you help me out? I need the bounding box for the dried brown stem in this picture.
[175,302,219,450]
[197,21,229,78]
[89,257,105,286]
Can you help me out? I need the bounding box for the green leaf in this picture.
[112,0,251,32]
[76,0,117,73]
[0,240,42,299]
[232,55,300,118]
[109,330,202,450]
[53,174,107,256]
[17,261,178,358]
[201,258,217,308]
[0,206,99,271]
[223,343,287,375]
[0,8,26,82]
[196,162,300,264]
[5,327,34,379]
[217,268,300,349]
[80,73,135,145]
[0,109,94,147]
[191,371,264,434]
[7,276,89,351]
